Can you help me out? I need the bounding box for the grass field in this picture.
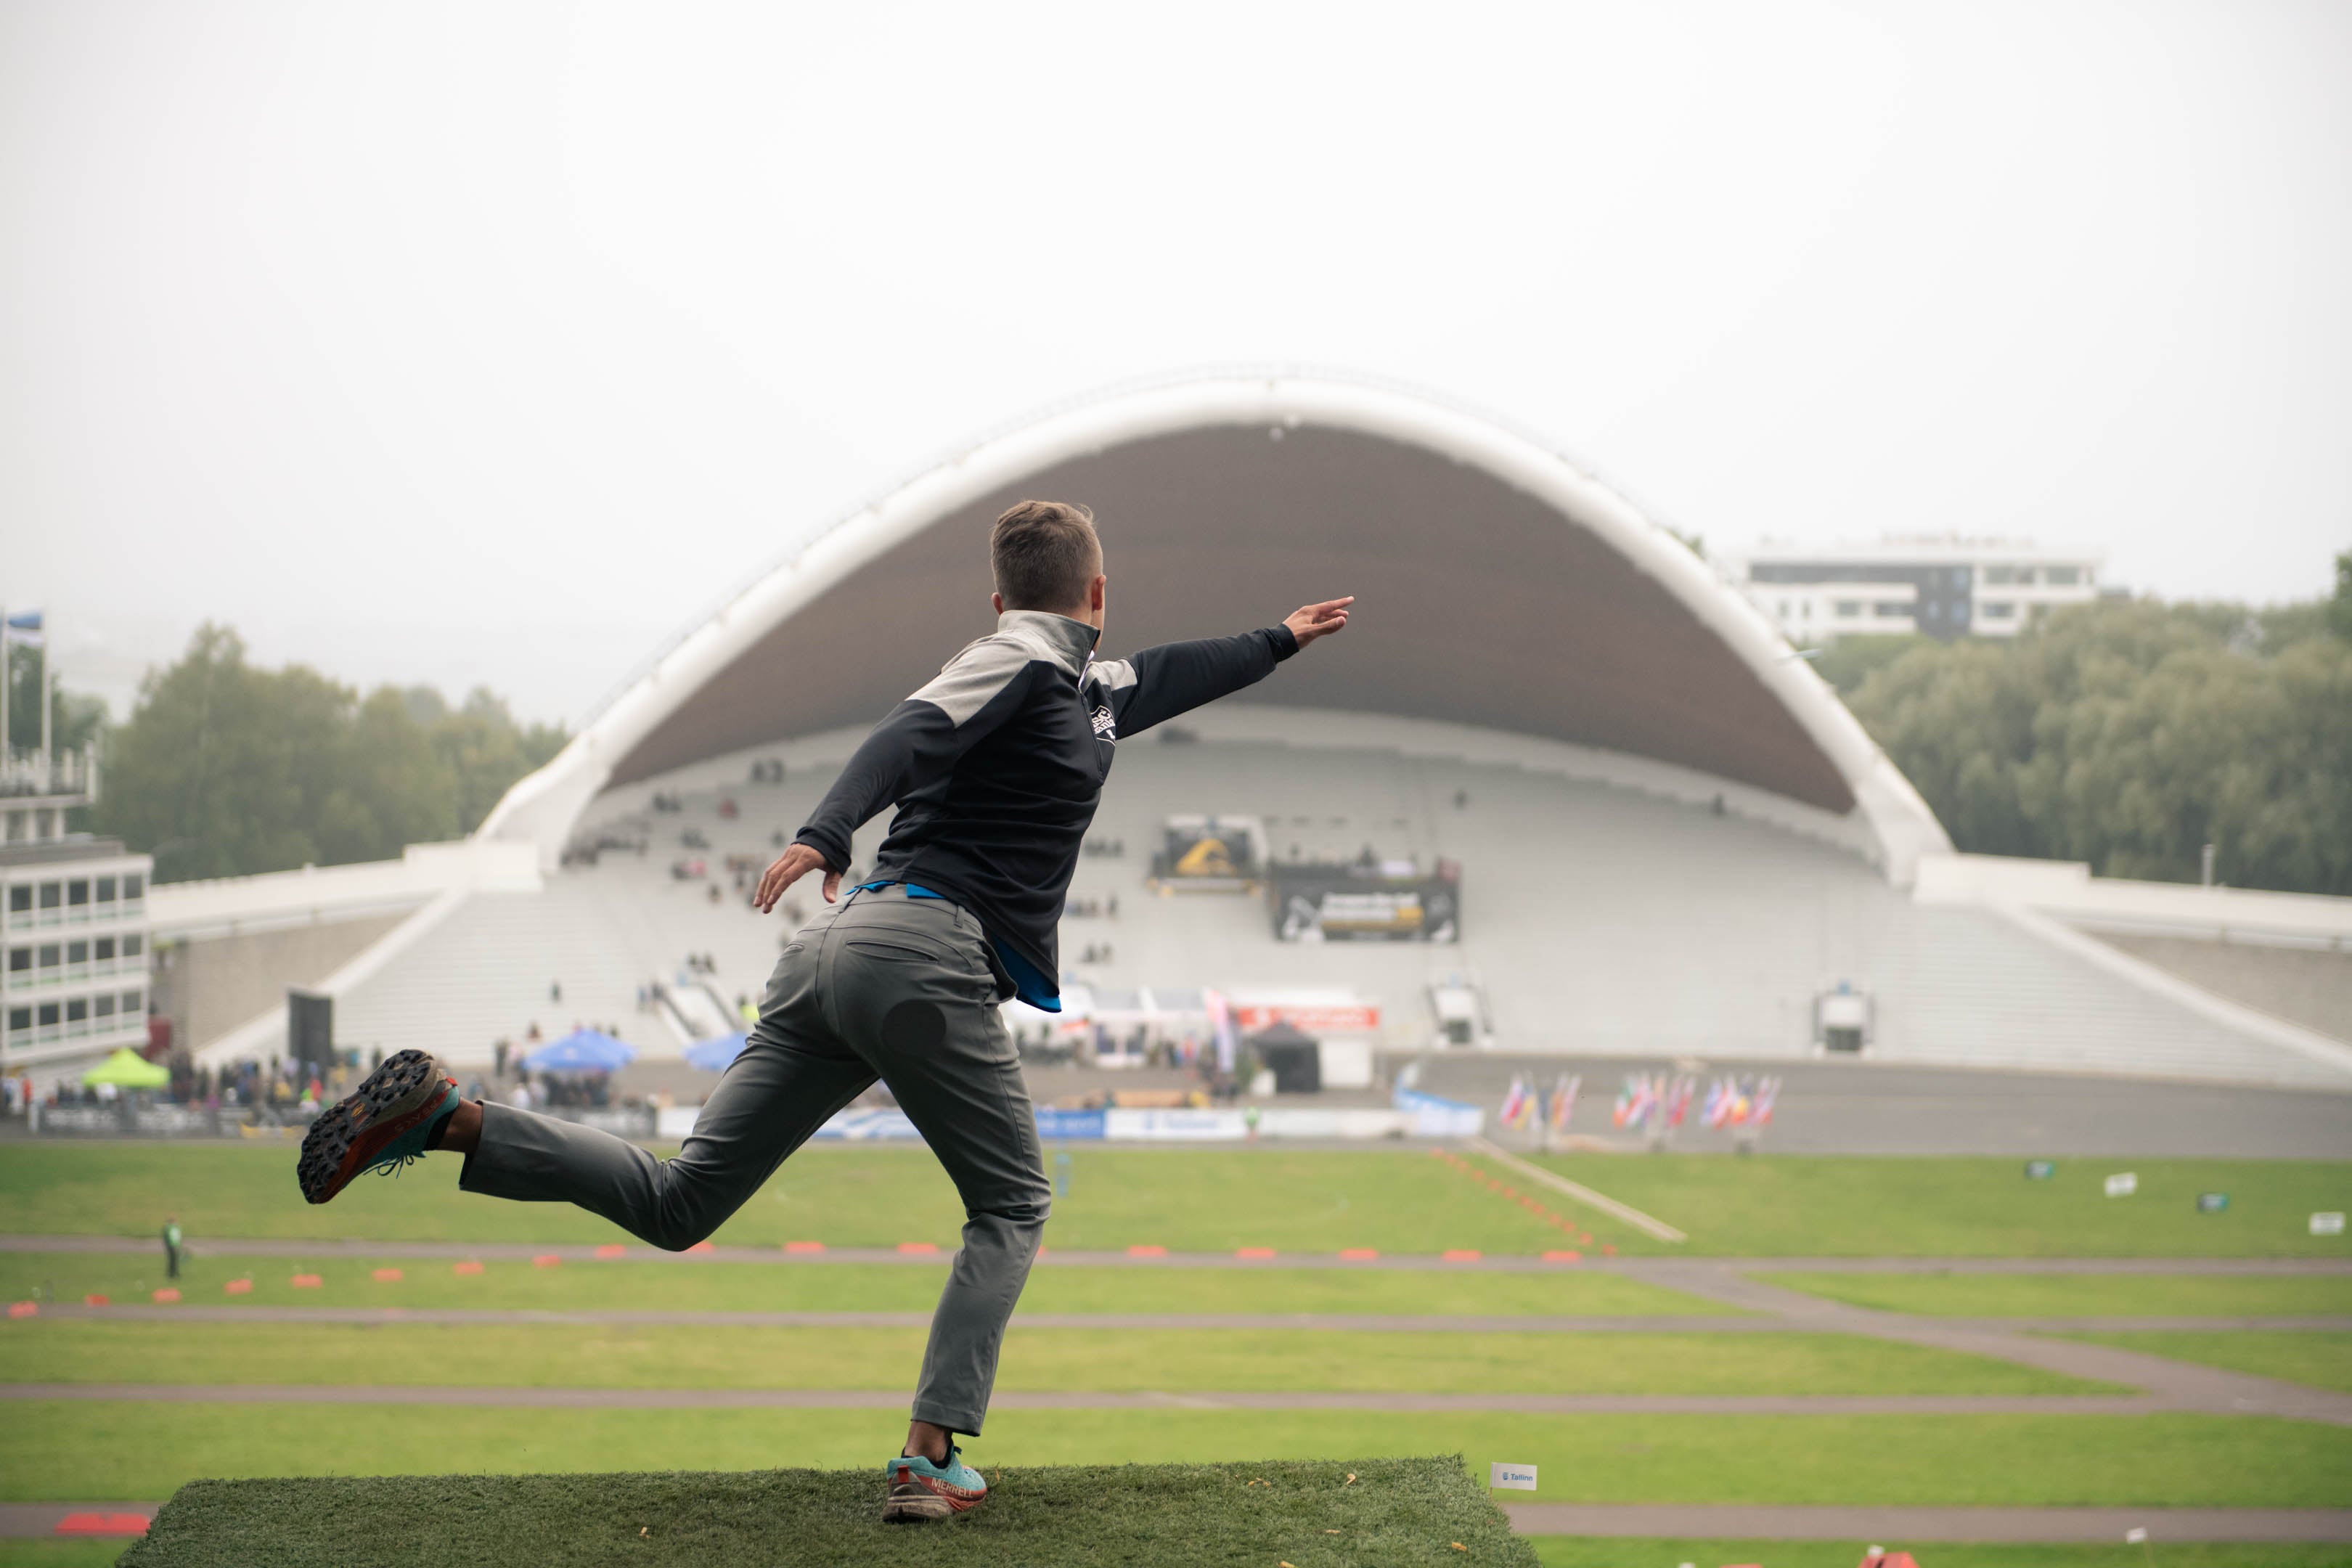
[0,1143,1639,1255]
[7,1405,2345,1508]
[2059,1331,2352,1395]
[1527,1543,2352,1567]
[10,1144,2348,1257]
[110,1458,1532,1568]
[0,1320,2109,1395]
[1529,1154,2352,1257]
[4,1142,2349,1557]
[0,1253,1729,1317]
[1760,1273,2352,1318]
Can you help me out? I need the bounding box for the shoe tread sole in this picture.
[294,1050,449,1205]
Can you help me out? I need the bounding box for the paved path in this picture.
[9,1234,2351,1273]
[0,1503,159,1540]
[1500,1503,2352,1543]
[18,1302,2352,1334]
[0,1382,2183,1414]
[1615,1261,2352,1426]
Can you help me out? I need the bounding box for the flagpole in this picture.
[38,611,50,790]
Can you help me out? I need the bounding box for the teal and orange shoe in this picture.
[295,1050,459,1205]
[881,1444,987,1522]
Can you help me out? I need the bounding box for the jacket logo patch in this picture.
[1090,705,1117,740]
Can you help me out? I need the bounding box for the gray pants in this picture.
[460,884,1050,1434]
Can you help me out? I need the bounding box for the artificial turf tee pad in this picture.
[118,1455,1533,1567]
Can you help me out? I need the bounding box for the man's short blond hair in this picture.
[989,500,1101,611]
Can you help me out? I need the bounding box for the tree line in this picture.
[28,557,2352,894]
[1815,552,2352,896]
[46,625,566,883]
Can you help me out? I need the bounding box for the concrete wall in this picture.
[153,911,411,1055]
[2088,931,2352,1047]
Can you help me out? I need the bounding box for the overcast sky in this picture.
[6,0,2348,724]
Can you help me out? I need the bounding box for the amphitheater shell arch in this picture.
[476,375,1951,881]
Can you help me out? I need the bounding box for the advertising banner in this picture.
[1270,866,1460,942]
[1394,1087,1486,1137]
[1034,1108,1108,1141]
[1232,1000,1381,1034]
[1105,1108,1249,1141]
[812,1108,923,1141]
[1150,815,1264,889]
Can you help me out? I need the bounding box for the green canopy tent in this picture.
[81,1048,170,1090]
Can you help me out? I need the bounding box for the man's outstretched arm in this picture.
[1098,597,1352,737]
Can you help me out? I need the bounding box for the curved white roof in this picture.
[478,375,1950,881]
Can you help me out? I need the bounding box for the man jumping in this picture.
[295,499,1351,1521]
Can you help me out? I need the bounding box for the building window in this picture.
[123,934,143,958]
[66,997,87,1022]
[6,1007,26,1034]
[124,874,144,900]
[1980,601,2016,620]
[94,994,115,1018]
[38,944,58,972]
[1983,565,2017,584]
[7,887,27,914]
[1834,601,1862,617]
[68,879,89,908]
[38,883,60,911]
[2046,565,2080,586]
[7,947,25,975]
[1874,602,1914,618]
[67,939,88,964]
[121,987,142,1014]
[96,876,117,902]
[95,936,115,961]
[37,1003,59,1026]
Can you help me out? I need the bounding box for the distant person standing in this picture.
[161,1215,184,1279]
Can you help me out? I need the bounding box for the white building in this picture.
[1,738,155,1083]
[1722,538,2105,644]
[2,838,154,1080]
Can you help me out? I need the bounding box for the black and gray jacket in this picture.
[793,609,1297,1000]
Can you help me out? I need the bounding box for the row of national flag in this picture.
[1498,1072,1578,1133]
[1500,1069,1781,1135]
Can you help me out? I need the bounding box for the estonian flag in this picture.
[2,611,41,647]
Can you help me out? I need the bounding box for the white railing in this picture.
[0,743,98,802]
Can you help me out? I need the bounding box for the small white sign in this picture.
[1488,1462,1538,1491]
[2125,1527,2148,1544]
[2104,1172,2138,1197]
[2314,1212,2346,1237]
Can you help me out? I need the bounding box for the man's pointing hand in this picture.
[1284,597,1353,649]
[754,842,840,913]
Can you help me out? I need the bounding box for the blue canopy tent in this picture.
[522,1029,637,1073]
[684,1032,748,1073]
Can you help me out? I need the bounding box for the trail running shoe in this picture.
[295,1050,457,1205]
[881,1445,988,1522]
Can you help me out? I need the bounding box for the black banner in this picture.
[1150,816,1261,885]
[1268,865,1460,942]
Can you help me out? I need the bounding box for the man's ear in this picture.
[1090,575,1106,611]
[992,592,1006,614]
